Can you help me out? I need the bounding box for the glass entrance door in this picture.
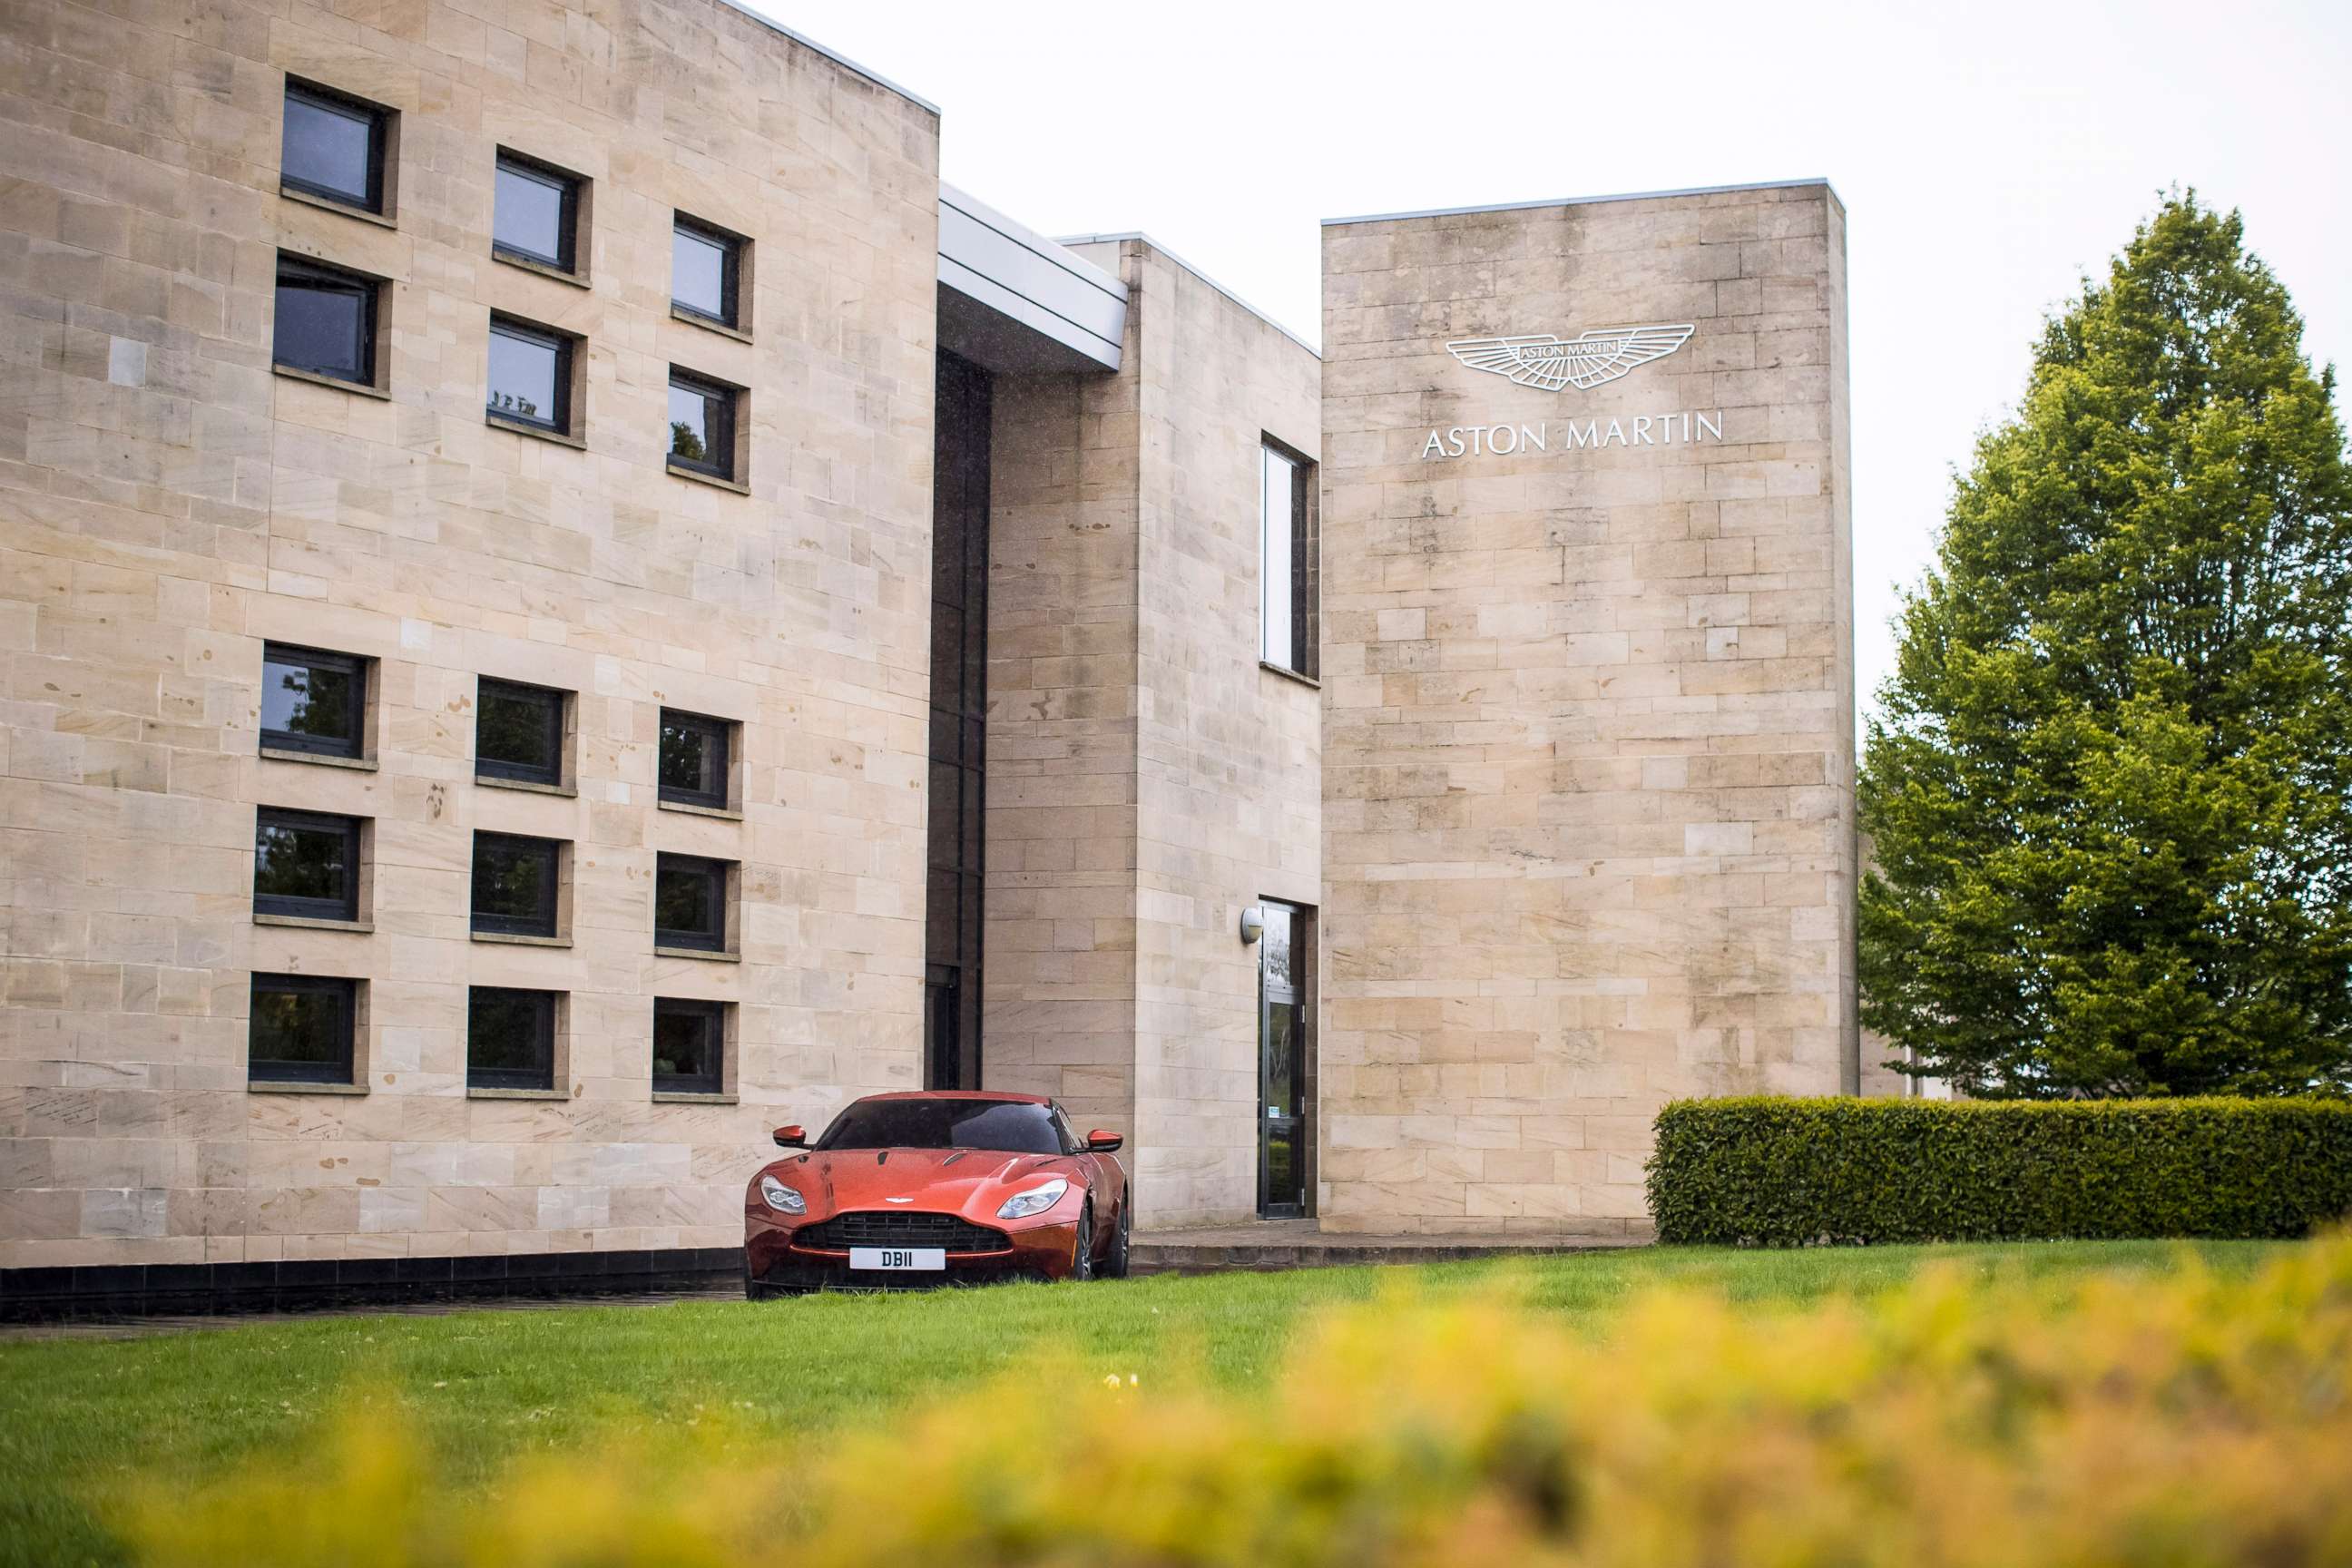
[1258,901,1310,1217]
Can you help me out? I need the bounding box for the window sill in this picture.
[249,1080,368,1096]
[259,746,378,771]
[280,185,398,229]
[494,250,593,289]
[671,305,752,343]
[666,460,750,495]
[652,1091,738,1105]
[467,1086,570,1100]
[470,931,572,948]
[654,945,740,963]
[485,412,586,449]
[658,798,743,821]
[253,914,374,934]
[272,363,392,400]
[475,774,577,798]
[1259,660,1322,691]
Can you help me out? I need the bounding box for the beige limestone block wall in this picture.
[1318,182,1857,1236]
[0,0,940,1268]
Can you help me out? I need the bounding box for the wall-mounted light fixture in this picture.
[1238,905,1265,945]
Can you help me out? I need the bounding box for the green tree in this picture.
[1860,193,2352,1098]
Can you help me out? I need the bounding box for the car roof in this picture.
[848,1090,1053,1106]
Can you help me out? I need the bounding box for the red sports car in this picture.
[743,1091,1131,1294]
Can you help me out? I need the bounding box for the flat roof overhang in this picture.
[937,183,1126,376]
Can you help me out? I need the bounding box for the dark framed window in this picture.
[671,216,742,328]
[475,678,565,786]
[654,854,730,953]
[486,316,572,434]
[273,256,378,387]
[471,831,561,938]
[250,973,358,1085]
[467,986,558,1091]
[280,79,388,214]
[260,642,367,759]
[652,997,725,1095]
[1259,439,1318,678]
[254,808,362,923]
[666,369,737,480]
[658,709,731,808]
[493,152,580,272]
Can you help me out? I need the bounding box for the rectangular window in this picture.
[654,853,730,953]
[493,152,581,272]
[280,79,388,214]
[250,973,358,1085]
[486,316,573,434]
[671,216,743,328]
[273,256,378,387]
[253,808,362,923]
[652,997,725,1095]
[260,642,367,759]
[666,369,738,481]
[1259,441,1318,677]
[475,677,566,787]
[471,831,562,938]
[658,709,732,809]
[467,986,558,1092]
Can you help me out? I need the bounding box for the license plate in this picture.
[849,1247,946,1271]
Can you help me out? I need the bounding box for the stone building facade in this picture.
[1318,182,1857,1233]
[1,0,1857,1305]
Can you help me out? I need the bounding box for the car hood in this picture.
[758,1146,1076,1221]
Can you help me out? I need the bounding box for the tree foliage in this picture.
[1860,193,2352,1097]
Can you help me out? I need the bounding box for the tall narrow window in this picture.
[273,256,379,387]
[467,986,558,1092]
[250,974,359,1086]
[652,998,726,1096]
[471,831,562,938]
[253,808,363,923]
[924,350,991,1090]
[486,316,573,435]
[260,643,368,760]
[492,152,582,274]
[1259,440,1318,678]
[671,215,745,330]
[667,369,740,483]
[280,79,389,215]
[475,678,566,787]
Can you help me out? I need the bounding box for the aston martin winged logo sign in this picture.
[1446,324,1695,391]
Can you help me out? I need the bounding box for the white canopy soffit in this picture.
[937,182,1127,375]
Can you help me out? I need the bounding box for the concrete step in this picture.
[1127,1222,1642,1276]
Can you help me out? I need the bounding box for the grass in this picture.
[0,1239,2295,1567]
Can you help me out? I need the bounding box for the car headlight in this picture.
[997,1178,1069,1220]
[758,1174,806,1215]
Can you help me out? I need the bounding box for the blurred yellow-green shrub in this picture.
[134,1238,2352,1568]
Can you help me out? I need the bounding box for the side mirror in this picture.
[773,1125,807,1149]
[1085,1130,1123,1152]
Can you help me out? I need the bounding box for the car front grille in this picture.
[793,1210,1012,1253]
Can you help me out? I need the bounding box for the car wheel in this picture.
[743,1260,772,1301]
[1100,1191,1132,1279]
[1070,1201,1095,1282]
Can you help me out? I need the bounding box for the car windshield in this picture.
[816,1100,1065,1155]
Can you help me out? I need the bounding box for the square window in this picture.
[260,642,368,759]
[654,853,730,953]
[254,808,363,923]
[475,678,566,787]
[486,316,573,434]
[471,831,563,938]
[671,216,743,328]
[274,256,379,387]
[467,986,558,1092]
[281,79,388,214]
[493,152,581,272]
[652,997,726,1095]
[658,709,732,809]
[666,369,738,481]
[250,973,358,1085]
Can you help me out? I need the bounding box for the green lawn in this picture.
[0,1240,2293,1567]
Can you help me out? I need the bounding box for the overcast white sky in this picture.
[759,0,2350,722]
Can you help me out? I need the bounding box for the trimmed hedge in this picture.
[1647,1095,2352,1245]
